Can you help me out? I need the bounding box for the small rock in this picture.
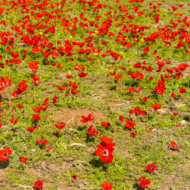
[182,120,186,125]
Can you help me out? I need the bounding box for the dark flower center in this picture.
[150,166,154,169]
[38,182,41,186]
[103,150,109,156]
[3,153,8,158]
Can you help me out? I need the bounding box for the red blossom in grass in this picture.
[0,147,12,161]
[80,113,94,123]
[7,103,12,107]
[19,157,28,162]
[134,108,142,115]
[46,147,53,152]
[10,118,18,124]
[171,141,178,150]
[37,138,48,145]
[72,175,77,180]
[71,88,79,94]
[33,114,41,121]
[152,103,161,110]
[155,86,165,95]
[18,104,24,108]
[33,106,42,113]
[179,87,186,93]
[129,110,134,114]
[74,64,80,70]
[99,136,116,147]
[102,181,113,190]
[52,96,58,103]
[125,120,135,129]
[34,179,43,189]
[146,163,157,172]
[55,123,66,129]
[40,138,48,144]
[27,61,39,72]
[57,85,66,91]
[176,124,182,127]
[88,125,99,136]
[119,115,125,122]
[66,74,72,78]
[44,98,49,105]
[130,131,137,137]
[173,112,178,116]
[27,127,35,132]
[143,47,149,54]
[95,144,114,164]
[1,76,12,87]
[141,110,147,116]
[101,121,111,128]
[171,92,176,97]
[138,176,151,189]
[143,96,148,101]
[78,71,88,78]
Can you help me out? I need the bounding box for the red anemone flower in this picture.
[57,85,66,91]
[155,86,164,95]
[10,118,18,124]
[138,176,151,188]
[33,114,41,121]
[141,110,147,116]
[134,108,142,115]
[39,138,48,145]
[46,147,53,152]
[27,127,35,132]
[0,147,12,161]
[34,179,43,189]
[95,144,114,164]
[119,115,124,122]
[129,110,134,114]
[19,157,28,162]
[80,113,94,123]
[130,131,137,137]
[72,175,77,180]
[78,71,88,78]
[179,87,186,93]
[152,103,161,110]
[102,181,113,190]
[55,123,66,129]
[101,121,111,128]
[146,163,157,172]
[171,92,176,97]
[125,120,135,129]
[171,141,178,150]
[99,136,115,147]
[88,125,99,136]
[143,47,149,53]
[52,96,58,103]
[18,104,24,108]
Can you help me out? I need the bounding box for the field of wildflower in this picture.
[0,0,190,189]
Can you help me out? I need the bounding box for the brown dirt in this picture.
[52,108,106,125]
